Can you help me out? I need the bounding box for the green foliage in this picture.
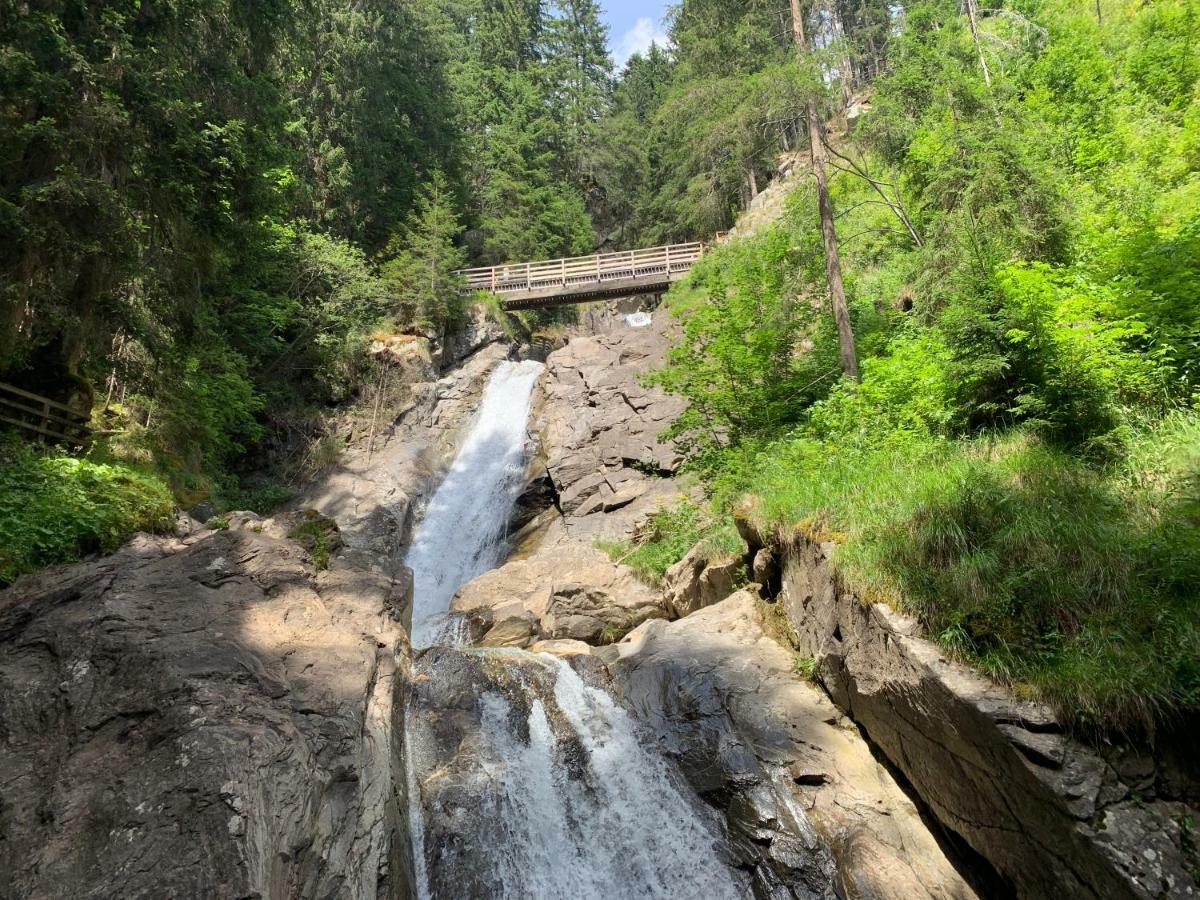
[644,0,1200,734]
[736,422,1200,734]
[598,501,743,585]
[0,441,174,586]
[793,655,817,680]
[288,515,340,570]
[380,173,468,334]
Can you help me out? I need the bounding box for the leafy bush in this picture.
[0,442,175,586]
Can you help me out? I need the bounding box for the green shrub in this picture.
[598,500,743,585]
[0,441,175,586]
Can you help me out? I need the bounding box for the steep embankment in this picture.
[0,516,411,898]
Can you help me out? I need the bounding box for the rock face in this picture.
[295,341,510,559]
[611,590,978,900]
[533,312,689,546]
[450,543,667,644]
[662,540,743,618]
[0,520,412,900]
[776,534,1200,899]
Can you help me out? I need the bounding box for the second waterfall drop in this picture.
[404,359,544,646]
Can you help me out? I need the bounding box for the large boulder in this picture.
[610,590,977,899]
[662,540,743,618]
[542,582,665,643]
[0,523,413,899]
[449,543,668,645]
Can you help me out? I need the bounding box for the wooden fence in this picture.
[0,382,91,447]
[456,241,707,297]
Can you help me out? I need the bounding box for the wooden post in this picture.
[490,268,496,291]
[560,257,566,287]
[665,244,672,274]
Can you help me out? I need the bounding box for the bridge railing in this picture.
[456,241,706,296]
[0,381,91,447]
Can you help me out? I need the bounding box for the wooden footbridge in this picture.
[456,241,708,310]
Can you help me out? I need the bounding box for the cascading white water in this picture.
[406,650,747,899]
[402,357,745,899]
[404,359,544,647]
[468,655,745,899]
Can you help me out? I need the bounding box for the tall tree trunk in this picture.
[830,0,855,109]
[789,0,860,380]
[965,0,992,87]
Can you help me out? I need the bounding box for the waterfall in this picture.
[405,650,747,899]
[401,358,745,898]
[404,359,544,647]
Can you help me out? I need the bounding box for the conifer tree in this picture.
[380,173,467,344]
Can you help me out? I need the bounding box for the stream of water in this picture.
[404,359,544,647]
[401,358,744,899]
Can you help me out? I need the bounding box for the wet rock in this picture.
[610,590,976,899]
[406,646,750,898]
[0,526,412,899]
[778,535,1200,899]
[479,614,537,648]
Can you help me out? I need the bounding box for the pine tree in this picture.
[380,172,468,342]
[543,0,614,189]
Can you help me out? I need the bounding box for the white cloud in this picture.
[613,17,670,69]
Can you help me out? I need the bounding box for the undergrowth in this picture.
[734,415,1200,735]
[0,439,175,586]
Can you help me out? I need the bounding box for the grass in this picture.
[597,500,743,585]
[736,416,1200,735]
[287,513,339,570]
[0,439,175,586]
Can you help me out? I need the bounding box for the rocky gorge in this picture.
[1,302,1196,898]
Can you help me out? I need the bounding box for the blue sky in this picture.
[601,0,672,69]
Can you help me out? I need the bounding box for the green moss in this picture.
[287,514,340,570]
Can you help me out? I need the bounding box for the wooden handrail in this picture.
[456,241,706,297]
[0,381,91,447]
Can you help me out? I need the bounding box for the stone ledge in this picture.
[771,533,1198,899]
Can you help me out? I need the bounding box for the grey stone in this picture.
[777,535,1200,899]
[0,526,413,899]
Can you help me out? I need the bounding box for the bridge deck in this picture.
[456,242,705,310]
